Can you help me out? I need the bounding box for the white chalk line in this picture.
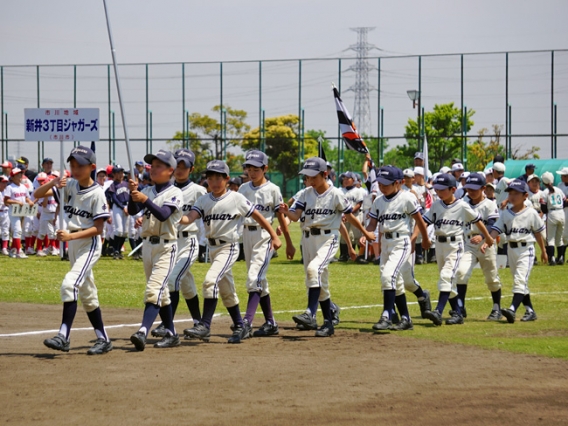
[1,291,567,338]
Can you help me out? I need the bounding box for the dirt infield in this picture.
[1,302,567,425]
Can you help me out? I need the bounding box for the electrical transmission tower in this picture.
[345,27,379,136]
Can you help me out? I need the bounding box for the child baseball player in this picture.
[3,168,34,258]
[365,166,431,331]
[182,160,282,344]
[34,145,112,355]
[150,148,207,338]
[237,150,295,337]
[0,175,9,255]
[338,171,364,262]
[35,173,58,257]
[490,179,547,322]
[454,173,502,320]
[422,173,494,326]
[127,150,184,351]
[106,165,129,259]
[540,171,565,266]
[280,157,375,337]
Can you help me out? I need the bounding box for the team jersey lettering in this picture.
[203,213,238,226]
[377,213,406,223]
[305,208,334,219]
[64,205,93,219]
[434,218,464,228]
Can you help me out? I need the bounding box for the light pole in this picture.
[407,90,421,151]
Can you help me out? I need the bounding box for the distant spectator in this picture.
[518,163,536,182]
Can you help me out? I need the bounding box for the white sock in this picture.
[59,324,68,338]
[381,310,390,319]
[139,326,147,335]
[493,303,499,311]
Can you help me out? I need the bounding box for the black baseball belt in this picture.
[437,235,462,243]
[509,241,528,248]
[383,232,408,240]
[177,231,189,238]
[145,236,170,244]
[304,228,331,238]
[208,238,227,246]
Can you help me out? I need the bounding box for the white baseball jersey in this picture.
[0,188,7,213]
[140,184,183,241]
[528,190,545,213]
[462,195,499,237]
[412,183,428,209]
[238,180,283,225]
[423,199,481,237]
[369,191,420,234]
[192,190,255,242]
[53,179,110,231]
[291,186,352,231]
[4,183,28,205]
[558,182,568,199]
[176,181,207,234]
[495,177,511,205]
[543,187,565,212]
[491,207,545,244]
[341,186,364,210]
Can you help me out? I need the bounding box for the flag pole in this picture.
[102,0,135,179]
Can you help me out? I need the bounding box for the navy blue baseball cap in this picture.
[243,150,268,168]
[144,150,177,169]
[205,160,230,176]
[42,157,54,164]
[343,171,357,181]
[299,157,326,177]
[376,166,403,185]
[433,173,457,190]
[174,148,196,168]
[414,152,424,160]
[525,163,536,170]
[135,160,144,166]
[464,173,486,190]
[112,165,124,173]
[67,146,96,165]
[505,179,529,193]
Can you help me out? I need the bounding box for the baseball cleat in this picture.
[154,334,180,348]
[87,338,113,355]
[292,312,317,330]
[36,249,47,257]
[461,306,467,318]
[296,323,308,331]
[228,326,247,344]
[520,311,538,322]
[487,309,503,321]
[391,311,400,325]
[43,333,70,352]
[418,290,432,319]
[557,256,565,266]
[424,310,443,326]
[243,320,253,339]
[130,331,147,351]
[15,251,28,259]
[315,320,334,337]
[1,248,9,256]
[392,317,413,331]
[253,322,279,337]
[151,323,168,338]
[183,324,211,342]
[331,304,341,326]
[445,313,464,325]
[501,308,516,324]
[372,317,393,331]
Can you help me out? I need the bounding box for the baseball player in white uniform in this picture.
[3,168,34,258]
[0,175,9,255]
[182,160,282,344]
[106,165,130,259]
[540,171,565,266]
[365,166,430,331]
[556,167,568,263]
[150,148,207,338]
[280,157,375,337]
[238,150,294,337]
[35,146,113,355]
[127,150,184,351]
[338,171,364,262]
[35,173,59,257]
[423,173,494,326]
[454,173,502,320]
[490,179,547,323]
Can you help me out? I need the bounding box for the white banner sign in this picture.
[11,204,38,217]
[24,108,100,141]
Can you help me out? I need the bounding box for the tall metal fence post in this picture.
[73,65,77,148]
[551,50,555,158]
[1,65,4,162]
[108,65,112,164]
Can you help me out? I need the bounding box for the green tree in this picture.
[187,105,250,159]
[242,114,320,191]
[402,103,475,171]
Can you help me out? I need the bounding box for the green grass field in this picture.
[1,222,567,359]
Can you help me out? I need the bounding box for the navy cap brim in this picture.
[376,176,396,185]
[243,160,265,168]
[176,157,193,168]
[299,169,321,177]
[66,154,91,165]
[433,183,452,190]
[505,187,527,193]
[464,183,484,190]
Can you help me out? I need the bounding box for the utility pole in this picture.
[345,27,379,136]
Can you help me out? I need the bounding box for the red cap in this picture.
[10,168,23,177]
[106,164,114,175]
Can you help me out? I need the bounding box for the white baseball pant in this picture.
[508,243,535,295]
[202,241,239,307]
[244,227,273,297]
[380,235,411,292]
[38,212,56,240]
[168,234,199,300]
[302,231,339,302]
[8,213,22,239]
[0,212,9,241]
[455,242,501,292]
[435,237,464,297]
[142,238,177,307]
[111,204,127,238]
[546,210,564,247]
[61,235,102,312]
